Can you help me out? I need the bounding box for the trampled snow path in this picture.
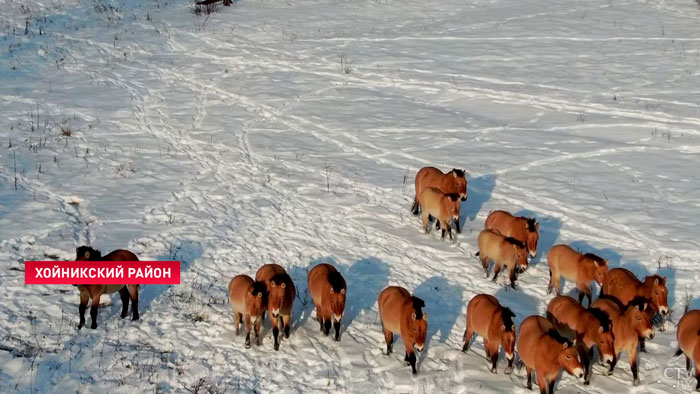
[1,0,700,392]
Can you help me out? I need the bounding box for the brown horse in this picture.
[675,310,700,391]
[308,263,347,341]
[75,246,139,329]
[419,187,461,240]
[378,286,427,375]
[546,295,615,385]
[547,245,608,306]
[485,210,540,261]
[476,229,528,288]
[601,267,668,351]
[228,274,266,348]
[590,297,654,385]
[256,263,296,351]
[412,167,467,232]
[517,315,584,394]
[462,294,516,374]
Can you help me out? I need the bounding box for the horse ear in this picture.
[452,171,457,178]
[634,304,641,311]
[280,283,286,289]
[511,324,516,331]
[411,312,417,320]
[654,278,659,286]
[562,342,569,349]
[501,324,506,331]
[422,313,427,321]
[84,250,90,259]
[329,288,334,294]
[662,277,667,285]
[535,223,540,231]
[270,281,276,288]
[257,292,262,298]
[598,326,604,334]
[248,291,252,296]
[572,338,577,347]
[340,288,345,295]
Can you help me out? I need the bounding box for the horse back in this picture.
[602,268,640,304]
[102,249,139,261]
[468,294,501,336]
[378,286,410,333]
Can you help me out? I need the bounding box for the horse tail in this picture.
[411,199,420,216]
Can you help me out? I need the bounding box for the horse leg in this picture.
[78,293,88,329]
[244,314,252,349]
[547,269,554,294]
[479,254,490,276]
[119,286,130,319]
[686,355,691,372]
[383,327,393,355]
[608,354,617,375]
[492,262,502,282]
[283,314,291,338]
[525,366,533,390]
[90,292,101,329]
[639,337,646,353]
[546,378,555,394]
[421,212,430,233]
[234,312,242,335]
[462,319,474,352]
[581,346,592,385]
[455,217,461,234]
[489,345,499,373]
[404,343,418,375]
[314,303,323,332]
[254,317,262,346]
[535,374,547,394]
[446,222,453,241]
[630,347,640,386]
[333,319,341,342]
[508,264,517,289]
[271,314,280,351]
[128,284,139,321]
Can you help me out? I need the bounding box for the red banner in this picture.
[24,261,181,285]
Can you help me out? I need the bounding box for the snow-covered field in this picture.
[2,0,700,392]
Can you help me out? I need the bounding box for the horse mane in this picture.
[525,217,537,232]
[251,281,267,297]
[628,295,651,310]
[411,296,425,319]
[327,271,345,293]
[451,169,465,178]
[500,306,515,331]
[504,237,526,249]
[645,274,665,285]
[445,193,461,202]
[270,273,292,286]
[588,307,613,332]
[546,327,572,346]
[598,294,626,309]
[584,253,606,265]
[76,246,101,260]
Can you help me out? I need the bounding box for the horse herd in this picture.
[69,167,700,393]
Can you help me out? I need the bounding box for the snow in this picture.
[1,0,700,392]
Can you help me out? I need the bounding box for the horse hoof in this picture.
[120,313,128,319]
[504,366,513,375]
[77,324,83,330]
[132,315,140,321]
[274,343,280,351]
[633,379,641,386]
[245,341,251,349]
[490,367,497,374]
[90,324,97,330]
[584,380,591,386]
[607,371,613,376]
